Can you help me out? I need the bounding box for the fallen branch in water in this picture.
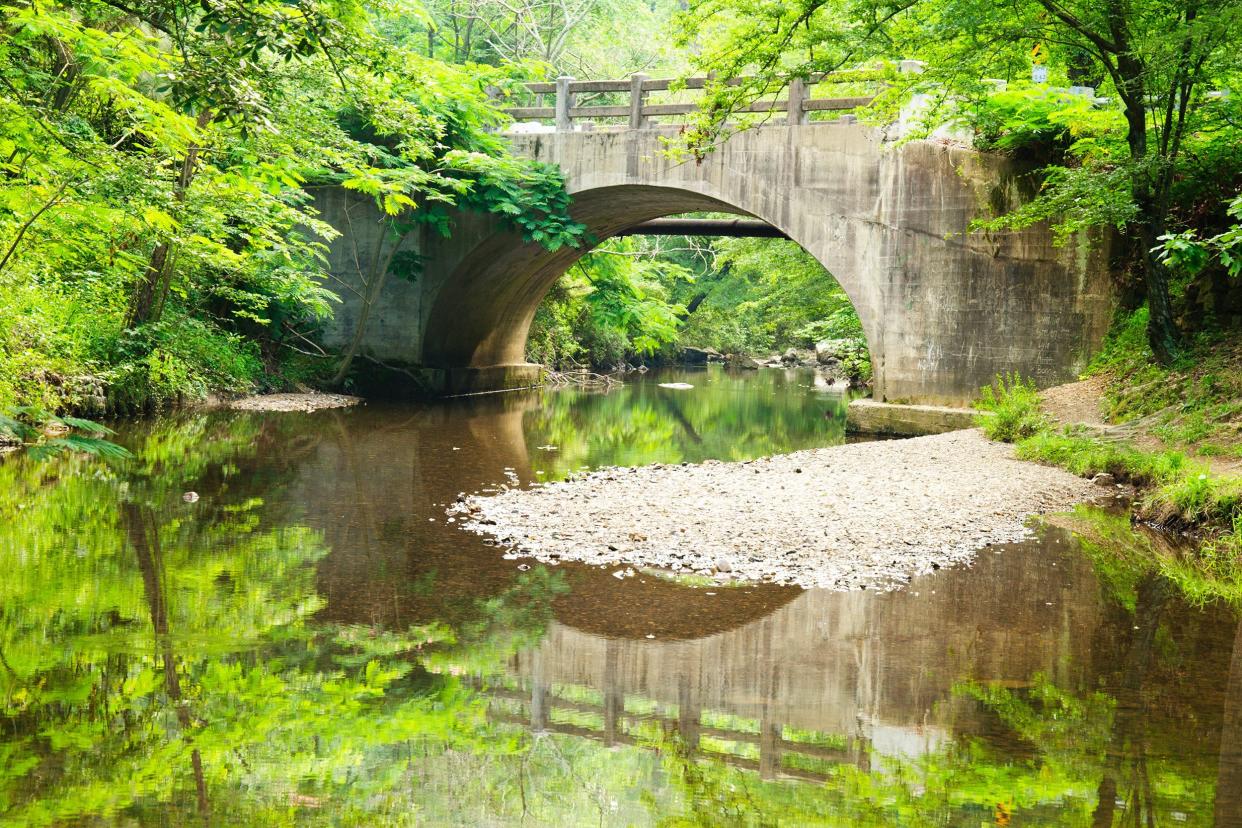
[543,368,623,389]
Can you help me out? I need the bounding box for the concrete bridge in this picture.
[315,73,1117,405]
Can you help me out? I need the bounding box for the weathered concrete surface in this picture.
[315,123,1117,404]
[846,398,985,436]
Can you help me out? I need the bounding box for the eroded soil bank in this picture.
[452,430,1111,590]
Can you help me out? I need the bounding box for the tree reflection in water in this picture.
[0,377,1239,825]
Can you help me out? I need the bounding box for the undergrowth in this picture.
[1087,308,1242,458]
[0,275,303,414]
[975,369,1242,604]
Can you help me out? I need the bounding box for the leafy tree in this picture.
[0,0,585,410]
[527,236,691,368]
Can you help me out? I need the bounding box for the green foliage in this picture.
[1087,308,1242,458]
[1157,193,1242,278]
[1014,430,1189,486]
[527,237,690,369]
[974,373,1048,442]
[970,84,1126,159]
[679,237,865,359]
[105,316,267,410]
[0,0,584,411]
[526,233,873,377]
[0,407,130,458]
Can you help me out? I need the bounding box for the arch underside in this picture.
[421,184,877,380]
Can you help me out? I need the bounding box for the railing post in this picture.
[787,76,808,126]
[629,73,649,130]
[555,75,575,131]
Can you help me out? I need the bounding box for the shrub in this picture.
[974,373,1048,442]
[103,315,264,411]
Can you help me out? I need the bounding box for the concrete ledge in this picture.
[345,360,544,397]
[444,364,544,396]
[846,398,986,436]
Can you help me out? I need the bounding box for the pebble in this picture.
[448,431,1102,591]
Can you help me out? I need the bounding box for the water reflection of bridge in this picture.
[475,675,871,784]
[471,528,1103,778]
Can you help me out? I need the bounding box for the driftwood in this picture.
[543,368,623,389]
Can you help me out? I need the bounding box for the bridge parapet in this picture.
[499,63,924,132]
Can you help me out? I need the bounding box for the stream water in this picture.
[2,365,1241,826]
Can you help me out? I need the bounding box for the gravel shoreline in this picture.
[226,392,362,412]
[451,430,1109,590]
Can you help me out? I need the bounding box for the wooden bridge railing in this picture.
[500,63,926,130]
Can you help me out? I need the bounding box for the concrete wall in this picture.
[315,123,1117,404]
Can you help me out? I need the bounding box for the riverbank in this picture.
[451,430,1105,590]
[225,392,362,412]
[975,351,1241,599]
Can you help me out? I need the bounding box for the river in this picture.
[2,365,1240,825]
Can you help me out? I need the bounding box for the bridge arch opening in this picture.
[421,184,879,390]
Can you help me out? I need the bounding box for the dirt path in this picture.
[451,430,1109,591]
[1040,376,1109,429]
[1040,376,1241,476]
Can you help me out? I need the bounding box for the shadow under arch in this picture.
[421,183,879,380]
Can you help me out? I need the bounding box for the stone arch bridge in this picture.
[315,75,1115,406]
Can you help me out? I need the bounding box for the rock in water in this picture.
[726,353,760,370]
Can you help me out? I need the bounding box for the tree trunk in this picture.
[125,503,210,816]
[1135,197,1181,364]
[127,110,212,328]
[1215,616,1242,827]
[1115,53,1180,365]
[330,209,412,387]
[1091,574,1170,825]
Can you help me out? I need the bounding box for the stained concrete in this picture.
[846,398,985,436]
[314,123,1117,404]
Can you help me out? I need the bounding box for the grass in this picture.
[975,366,1242,605]
[1087,308,1242,459]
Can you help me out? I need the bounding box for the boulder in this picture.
[726,353,760,370]
[682,346,725,365]
[780,348,815,366]
[815,339,854,365]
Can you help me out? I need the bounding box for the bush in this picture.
[1149,470,1242,526]
[103,315,264,411]
[974,373,1048,442]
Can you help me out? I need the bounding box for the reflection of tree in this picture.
[524,367,849,479]
[1090,574,1170,827]
[1217,617,1242,826]
[0,413,566,824]
[4,406,1239,824]
[124,502,209,816]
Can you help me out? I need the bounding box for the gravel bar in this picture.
[450,430,1106,590]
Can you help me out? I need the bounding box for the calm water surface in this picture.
[3,366,1241,826]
